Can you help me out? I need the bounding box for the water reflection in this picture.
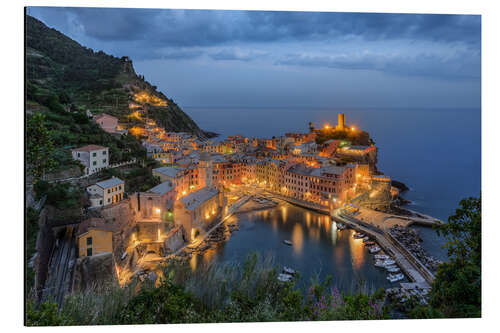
[331,222,338,245]
[292,223,304,255]
[348,230,365,270]
[189,203,395,291]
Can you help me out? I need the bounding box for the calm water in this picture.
[191,203,403,291]
[186,107,481,264]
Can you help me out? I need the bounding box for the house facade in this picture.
[77,218,113,257]
[86,177,125,208]
[72,144,109,175]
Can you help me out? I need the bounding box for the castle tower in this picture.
[336,113,345,131]
[199,152,213,188]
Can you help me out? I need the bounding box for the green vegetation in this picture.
[26,15,204,136]
[100,161,161,193]
[26,301,73,326]
[26,113,56,182]
[409,196,481,318]
[35,181,85,210]
[27,254,389,325]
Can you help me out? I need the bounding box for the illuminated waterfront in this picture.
[190,202,404,291]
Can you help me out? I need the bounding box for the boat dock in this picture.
[332,209,433,288]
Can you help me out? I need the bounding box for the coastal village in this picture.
[29,100,443,308]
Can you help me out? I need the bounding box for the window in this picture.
[108,189,111,194]
[93,152,97,157]
[93,161,97,166]
[86,237,92,246]
[77,153,80,157]
[103,159,106,163]
[87,248,93,256]
[99,200,103,205]
[119,185,121,190]
[108,198,111,203]
[103,151,107,155]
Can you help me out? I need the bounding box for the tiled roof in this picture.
[77,218,113,237]
[95,177,124,189]
[148,181,175,195]
[153,166,185,178]
[72,144,107,152]
[180,187,219,211]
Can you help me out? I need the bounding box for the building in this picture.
[336,113,345,131]
[173,187,225,242]
[94,113,118,133]
[77,218,113,257]
[71,144,109,175]
[136,181,176,221]
[86,177,125,208]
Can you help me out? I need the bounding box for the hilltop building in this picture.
[71,144,109,175]
[94,113,118,134]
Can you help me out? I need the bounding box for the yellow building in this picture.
[77,218,113,258]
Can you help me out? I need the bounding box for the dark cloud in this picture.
[27,7,481,48]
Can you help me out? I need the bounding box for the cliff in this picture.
[26,15,207,138]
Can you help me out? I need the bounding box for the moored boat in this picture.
[374,260,386,267]
[283,240,292,246]
[353,232,365,239]
[384,259,396,266]
[362,236,370,242]
[374,254,389,260]
[368,246,381,254]
[283,267,296,275]
[386,266,401,273]
[387,273,404,282]
[364,241,375,246]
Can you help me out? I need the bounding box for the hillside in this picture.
[25,15,207,138]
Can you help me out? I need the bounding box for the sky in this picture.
[27,7,481,109]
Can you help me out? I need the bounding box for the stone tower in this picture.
[199,152,213,188]
[336,113,345,131]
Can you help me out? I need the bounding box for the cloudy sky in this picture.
[27,7,481,109]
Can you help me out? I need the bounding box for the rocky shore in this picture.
[389,225,443,272]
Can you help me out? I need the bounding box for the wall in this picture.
[78,229,113,257]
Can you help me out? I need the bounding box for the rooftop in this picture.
[180,187,219,211]
[153,166,185,178]
[95,177,125,189]
[72,144,107,152]
[148,181,175,195]
[77,218,113,237]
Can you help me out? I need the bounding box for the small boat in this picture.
[369,246,381,254]
[387,273,405,283]
[364,241,376,246]
[283,240,293,246]
[353,232,365,239]
[336,223,346,230]
[283,267,296,275]
[384,259,396,266]
[362,236,370,243]
[374,254,389,260]
[374,260,387,267]
[278,273,293,282]
[386,266,401,273]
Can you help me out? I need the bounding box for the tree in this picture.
[427,196,481,318]
[27,113,56,183]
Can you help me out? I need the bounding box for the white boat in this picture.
[283,267,296,275]
[384,259,396,266]
[336,223,346,230]
[387,273,405,283]
[386,266,401,273]
[374,260,387,267]
[374,254,389,260]
[283,240,292,246]
[278,273,293,282]
[353,232,365,239]
[362,236,370,242]
[369,246,381,254]
[364,241,376,246]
